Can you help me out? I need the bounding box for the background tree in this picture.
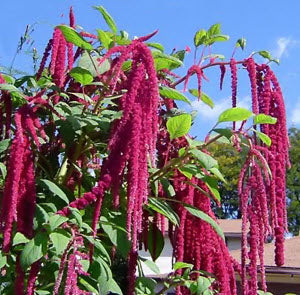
[286,127,300,235]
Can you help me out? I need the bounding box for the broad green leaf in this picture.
[258,50,272,60]
[0,84,25,97]
[13,232,30,246]
[135,277,156,295]
[35,204,49,225]
[203,53,225,61]
[48,215,68,231]
[179,164,202,179]
[184,205,225,240]
[148,223,164,261]
[56,25,93,50]
[172,50,186,62]
[0,252,6,268]
[218,107,253,123]
[69,207,83,228]
[152,51,183,70]
[190,276,212,294]
[0,139,10,154]
[207,23,221,37]
[167,114,192,140]
[236,38,246,50]
[189,89,214,108]
[69,67,93,85]
[79,277,101,294]
[190,149,218,170]
[20,232,48,269]
[0,162,7,178]
[202,176,221,202]
[139,257,160,274]
[206,34,229,45]
[173,261,193,271]
[69,92,92,103]
[159,86,191,104]
[148,197,179,226]
[50,231,71,255]
[83,235,111,264]
[78,51,110,77]
[209,167,227,183]
[97,29,113,49]
[39,179,69,204]
[185,136,204,148]
[212,128,233,139]
[93,6,117,34]
[147,42,164,52]
[194,29,207,47]
[252,129,272,146]
[254,114,277,125]
[160,178,176,197]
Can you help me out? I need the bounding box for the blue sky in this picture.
[1,0,300,138]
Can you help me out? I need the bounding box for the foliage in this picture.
[286,128,300,235]
[0,5,290,295]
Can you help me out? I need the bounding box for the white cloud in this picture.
[271,37,300,59]
[290,99,300,124]
[272,37,291,59]
[191,95,251,122]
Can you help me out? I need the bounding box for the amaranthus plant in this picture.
[0,6,289,295]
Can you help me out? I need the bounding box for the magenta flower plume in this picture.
[36,39,53,80]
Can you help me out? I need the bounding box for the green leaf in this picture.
[0,139,11,154]
[236,38,246,50]
[147,42,164,52]
[38,179,69,204]
[252,129,272,147]
[139,257,160,274]
[20,232,48,269]
[135,277,156,295]
[0,84,25,97]
[254,114,277,125]
[97,29,113,49]
[218,107,253,123]
[148,197,179,226]
[209,167,227,183]
[0,162,7,179]
[167,114,192,140]
[159,86,191,104]
[160,178,176,197]
[184,205,225,240]
[148,223,164,261]
[50,231,71,255]
[258,50,272,60]
[194,29,207,47]
[152,51,183,70]
[48,215,68,231]
[190,149,218,170]
[178,164,201,179]
[189,89,214,108]
[0,251,7,268]
[205,34,229,45]
[191,276,212,294]
[56,25,93,50]
[207,23,221,37]
[93,6,117,34]
[212,128,233,139]
[202,176,220,202]
[69,67,93,85]
[173,261,193,271]
[78,51,110,77]
[13,232,30,246]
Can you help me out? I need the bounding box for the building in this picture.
[140,219,300,294]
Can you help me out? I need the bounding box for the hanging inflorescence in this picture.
[0,7,291,295]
